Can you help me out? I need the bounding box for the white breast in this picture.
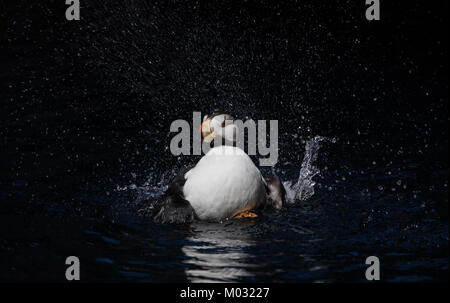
[183,146,266,221]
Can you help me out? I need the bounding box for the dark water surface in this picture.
[0,1,448,282]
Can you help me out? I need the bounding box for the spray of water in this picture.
[283,136,325,203]
[115,169,176,216]
[118,135,326,212]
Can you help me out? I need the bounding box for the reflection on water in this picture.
[182,221,258,282]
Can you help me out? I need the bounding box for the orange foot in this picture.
[234,210,258,219]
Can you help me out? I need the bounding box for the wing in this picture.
[153,166,196,224]
[262,174,286,210]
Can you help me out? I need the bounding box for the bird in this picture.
[152,112,286,224]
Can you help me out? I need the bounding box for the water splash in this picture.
[284,136,325,203]
[118,136,326,209]
[114,170,176,216]
[116,171,170,199]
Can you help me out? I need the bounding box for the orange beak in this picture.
[200,119,216,142]
[200,119,210,138]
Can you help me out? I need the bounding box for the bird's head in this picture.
[200,112,237,144]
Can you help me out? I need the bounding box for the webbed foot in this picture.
[233,210,258,219]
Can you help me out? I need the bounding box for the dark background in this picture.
[0,0,448,282]
[1,0,448,187]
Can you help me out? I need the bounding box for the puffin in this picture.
[153,113,286,224]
